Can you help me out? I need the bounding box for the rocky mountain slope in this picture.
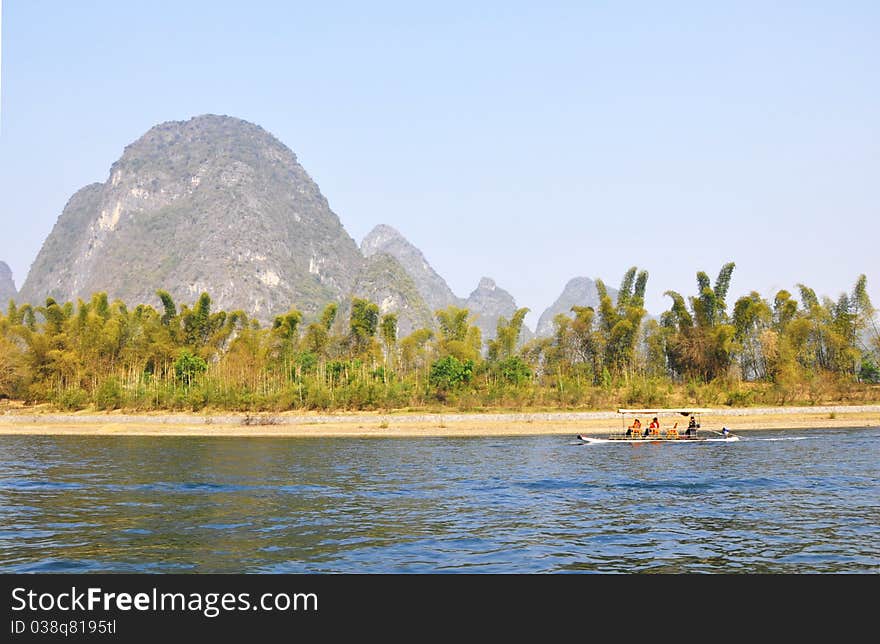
[0,262,17,305]
[19,115,363,320]
[362,226,534,343]
[349,253,434,337]
[361,225,461,315]
[535,277,616,337]
[464,277,533,343]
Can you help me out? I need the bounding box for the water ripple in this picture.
[0,428,877,572]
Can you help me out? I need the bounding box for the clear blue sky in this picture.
[1,1,877,327]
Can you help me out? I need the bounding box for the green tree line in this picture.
[0,264,877,412]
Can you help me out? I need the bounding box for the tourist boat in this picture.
[576,408,739,444]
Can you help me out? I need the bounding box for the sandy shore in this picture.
[0,406,878,438]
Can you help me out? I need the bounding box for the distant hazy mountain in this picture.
[361,224,461,315]
[535,277,617,337]
[20,115,364,320]
[0,261,17,305]
[349,253,434,337]
[464,277,533,343]
[361,227,536,344]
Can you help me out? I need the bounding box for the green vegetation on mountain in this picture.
[347,253,434,337]
[361,224,461,315]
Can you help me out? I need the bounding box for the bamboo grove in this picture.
[0,264,878,412]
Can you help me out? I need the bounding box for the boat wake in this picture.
[573,435,739,445]
[745,436,810,442]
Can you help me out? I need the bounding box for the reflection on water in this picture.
[0,428,877,573]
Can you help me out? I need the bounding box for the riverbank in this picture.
[0,405,878,437]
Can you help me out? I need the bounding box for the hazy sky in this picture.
[1,1,877,328]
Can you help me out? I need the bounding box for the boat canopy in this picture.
[617,408,716,415]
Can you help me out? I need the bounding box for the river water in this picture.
[1,427,877,573]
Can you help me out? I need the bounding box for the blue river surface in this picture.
[0,427,877,573]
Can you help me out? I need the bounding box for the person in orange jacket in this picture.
[626,418,642,436]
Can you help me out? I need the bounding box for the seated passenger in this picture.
[626,418,641,437]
